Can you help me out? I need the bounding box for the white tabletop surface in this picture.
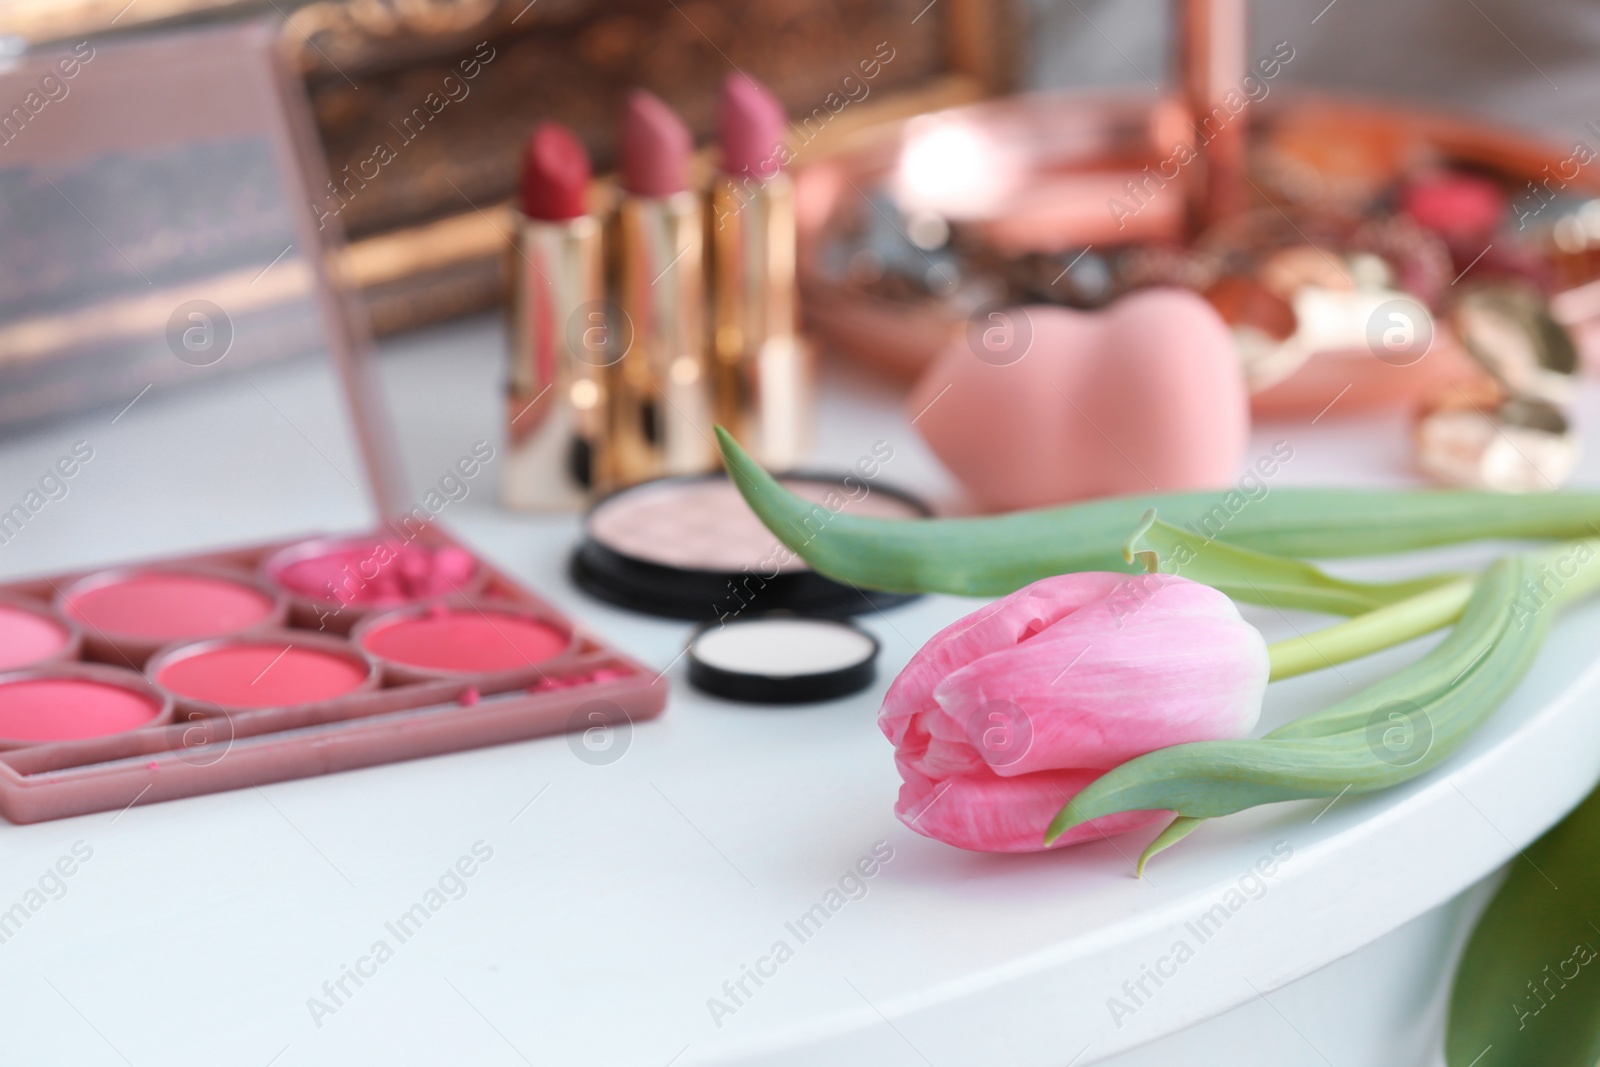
[4,314,1599,1067]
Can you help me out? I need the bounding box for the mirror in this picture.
[0,22,399,578]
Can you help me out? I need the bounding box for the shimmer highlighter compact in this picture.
[572,473,928,619]
[0,25,665,825]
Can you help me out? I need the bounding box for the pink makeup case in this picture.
[0,25,664,822]
[0,534,663,824]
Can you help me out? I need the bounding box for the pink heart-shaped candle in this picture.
[909,288,1250,511]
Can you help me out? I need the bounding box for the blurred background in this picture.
[10,0,1593,334]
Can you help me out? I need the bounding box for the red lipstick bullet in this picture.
[504,121,609,510]
[520,122,591,222]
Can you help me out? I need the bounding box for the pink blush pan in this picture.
[153,639,375,712]
[0,675,166,744]
[267,540,480,608]
[65,572,275,641]
[0,601,74,670]
[357,607,571,678]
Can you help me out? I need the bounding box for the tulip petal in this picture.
[932,577,1268,775]
[880,572,1124,758]
[881,572,1269,853]
[895,764,1164,852]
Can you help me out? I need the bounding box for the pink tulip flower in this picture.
[882,572,1269,852]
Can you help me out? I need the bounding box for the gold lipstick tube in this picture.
[710,169,811,468]
[502,212,608,510]
[614,190,714,482]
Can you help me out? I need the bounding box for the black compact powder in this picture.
[570,472,927,621]
[686,616,881,703]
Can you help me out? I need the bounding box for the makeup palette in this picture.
[0,531,664,823]
[0,28,664,824]
[572,472,928,619]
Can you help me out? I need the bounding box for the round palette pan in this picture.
[147,630,380,717]
[0,664,173,749]
[350,600,577,686]
[260,535,488,634]
[57,564,287,667]
[0,593,81,671]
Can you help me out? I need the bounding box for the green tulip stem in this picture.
[1266,538,1600,682]
[1266,578,1476,681]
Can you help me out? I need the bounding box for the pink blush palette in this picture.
[0,530,665,824]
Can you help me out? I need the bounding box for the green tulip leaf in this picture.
[1137,816,1206,876]
[1045,558,1549,844]
[1446,784,1600,1066]
[1124,510,1461,616]
[716,427,1600,599]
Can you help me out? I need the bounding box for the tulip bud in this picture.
[881,572,1269,852]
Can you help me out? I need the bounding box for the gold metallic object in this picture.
[614,190,714,483]
[1414,382,1577,492]
[710,169,812,470]
[501,211,609,510]
[1449,284,1579,404]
